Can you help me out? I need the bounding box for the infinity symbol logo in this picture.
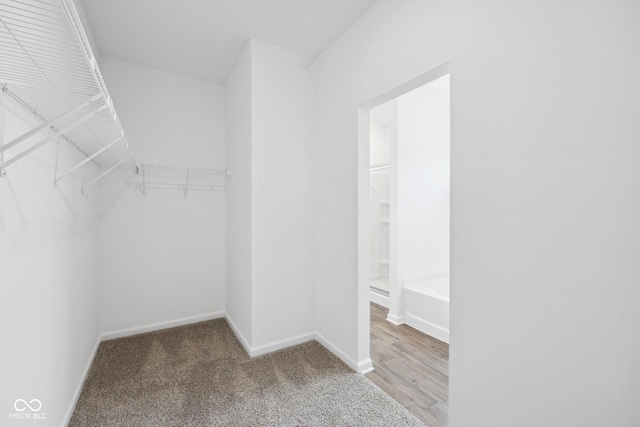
[14,399,42,412]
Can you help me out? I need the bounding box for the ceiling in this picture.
[80,0,377,84]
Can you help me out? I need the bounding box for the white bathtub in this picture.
[402,275,449,343]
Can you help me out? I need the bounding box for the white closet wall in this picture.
[251,39,315,349]
[0,77,100,427]
[310,1,640,426]
[225,42,254,345]
[225,39,315,354]
[0,1,123,423]
[97,58,226,336]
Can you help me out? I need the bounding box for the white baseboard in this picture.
[386,312,405,325]
[250,332,316,357]
[100,311,225,341]
[405,313,449,344]
[369,290,389,308]
[223,319,367,374]
[61,334,101,427]
[357,358,374,374]
[224,313,252,356]
[314,332,359,372]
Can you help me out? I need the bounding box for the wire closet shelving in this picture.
[0,0,135,191]
[132,164,229,196]
[0,0,229,197]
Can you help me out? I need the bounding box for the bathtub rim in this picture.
[402,273,450,303]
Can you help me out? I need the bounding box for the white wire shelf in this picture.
[131,164,229,196]
[370,164,390,172]
[0,0,134,190]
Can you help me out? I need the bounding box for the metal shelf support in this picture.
[0,0,136,190]
[132,164,229,195]
[55,137,121,187]
[0,93,102,156]
[2,104,108,170]
[81,154,133,194]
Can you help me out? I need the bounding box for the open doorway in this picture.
[358,64,450,426]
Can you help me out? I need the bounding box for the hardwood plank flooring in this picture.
[366,302,449,427]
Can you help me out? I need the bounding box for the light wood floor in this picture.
[366,302,449,427]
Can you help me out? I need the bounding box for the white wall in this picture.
[98,58,226,335]
[251,39,315,348]
[225,43,254,346]
[396,74,450,283]
[225,40,315,352]
[310,1,640,426]
[0,90,100,426]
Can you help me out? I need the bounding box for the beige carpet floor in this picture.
[69,319,425,426]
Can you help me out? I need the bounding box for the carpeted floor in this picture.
[70,319,425,426]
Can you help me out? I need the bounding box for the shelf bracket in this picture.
[1,0,135,193]
[1,104,108,171]
[81,153,133,193]
[0,93,102,156]
[54,137,121,187]
[0,84,99,169]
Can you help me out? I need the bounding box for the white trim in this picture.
[61,334,101,427]
[359,62,450,111]
[369,290,389,308]
[224,313,252,356]
[250,332,316,357]
[386,312,405,325]
[247,331,374,375]
[357,107,374,375]
[100,311,225,341]
[314,332,360,372]
[405,313,450,344]
[357,358,374,374]
[223,323,374,374]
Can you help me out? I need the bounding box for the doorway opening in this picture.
[357,63,450,426]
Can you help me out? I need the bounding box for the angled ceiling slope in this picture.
[80,0,377,84]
